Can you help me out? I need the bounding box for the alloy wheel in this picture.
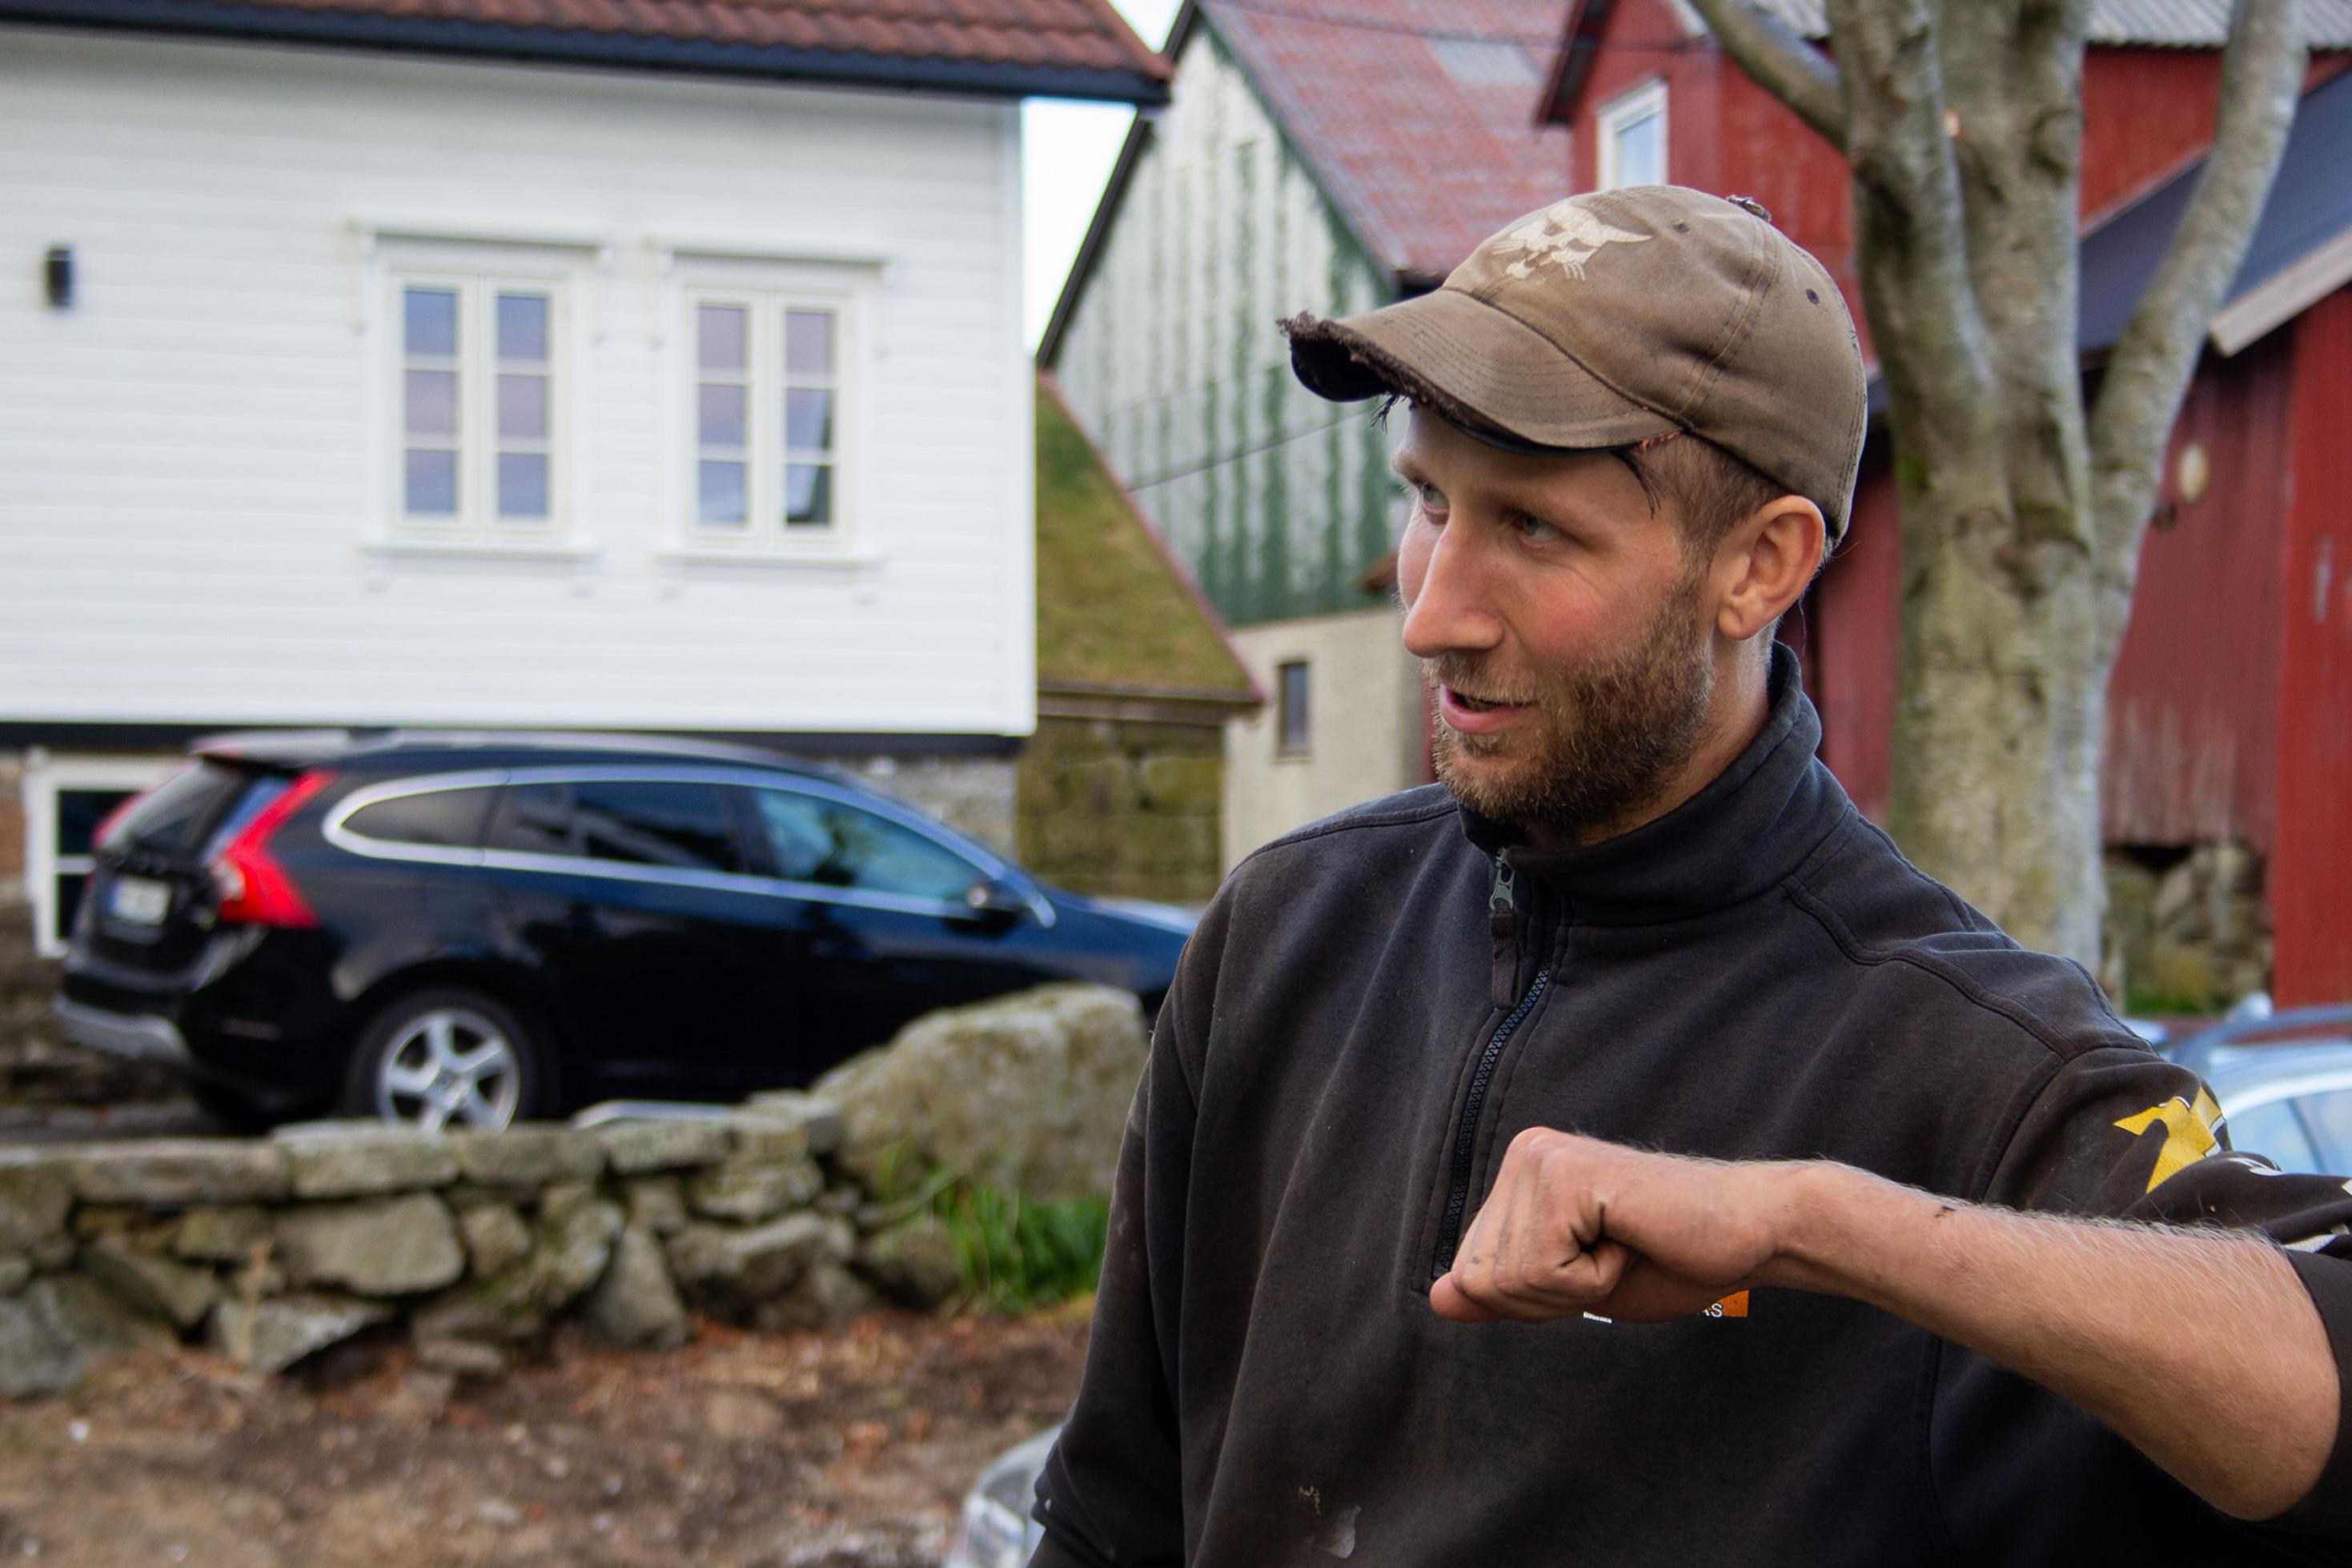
[374,1006,522,1131]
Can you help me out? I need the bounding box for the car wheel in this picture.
[340,988,543,1132]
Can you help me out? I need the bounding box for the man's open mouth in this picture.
[1448,689,1527,712]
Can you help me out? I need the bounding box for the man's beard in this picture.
[1425,576,1716,845]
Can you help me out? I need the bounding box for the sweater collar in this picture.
[1458,644,1848,926]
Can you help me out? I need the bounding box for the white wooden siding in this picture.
[0,30,1034,737]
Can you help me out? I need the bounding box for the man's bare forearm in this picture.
[1764,1161,2337,1521]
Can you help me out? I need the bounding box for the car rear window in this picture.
[342,786,497,849]
[102,761,251,856]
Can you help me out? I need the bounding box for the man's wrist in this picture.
[1758,1158,1904,1299]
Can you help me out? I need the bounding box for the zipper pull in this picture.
[1490,852,1516,916]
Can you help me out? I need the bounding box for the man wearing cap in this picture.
[1029,187,2352,1565]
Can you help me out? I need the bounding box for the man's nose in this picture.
[1400,523,1503,660]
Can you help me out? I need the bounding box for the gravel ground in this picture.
[0,1306,1089,1566]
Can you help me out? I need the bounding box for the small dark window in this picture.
[750,789,977,901]
[570,780,742,873]
[1276,660,1311,756]
[491,782,576,857]
[343,786,496,849]
[107,762,247,854]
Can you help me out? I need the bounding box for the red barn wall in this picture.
[2273,288,2352,1005]
[1808,445,1900,821]
[2101,338,2293,852]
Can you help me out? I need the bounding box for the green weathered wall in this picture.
[1047,21,1401,630]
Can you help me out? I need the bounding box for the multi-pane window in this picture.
[396,278,562,530]
[692,296,844,538]
[1597,79,1668,190]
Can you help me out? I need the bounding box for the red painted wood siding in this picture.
[1807,447,1900,821]
[2102,337,2294,852]
[2274,289,2352,1005]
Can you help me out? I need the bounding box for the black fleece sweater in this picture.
[1034,652,2352,1567]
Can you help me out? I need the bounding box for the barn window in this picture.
[1597,79,1668,190]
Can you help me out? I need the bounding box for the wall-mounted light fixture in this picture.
[44,245,73,309]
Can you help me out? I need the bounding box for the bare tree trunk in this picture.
[1688,0,2304,968]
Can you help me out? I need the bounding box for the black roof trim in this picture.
[0,0,1171,105]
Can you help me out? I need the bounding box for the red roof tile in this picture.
[15,0,1169,100]
[1202,0,1573,283]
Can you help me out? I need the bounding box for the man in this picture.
[1031,186,2352,1565]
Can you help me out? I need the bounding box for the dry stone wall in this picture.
[0,1090,964,1398]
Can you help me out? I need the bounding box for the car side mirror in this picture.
[960,876,1030,928]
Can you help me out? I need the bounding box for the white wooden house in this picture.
[0,0,1165,954]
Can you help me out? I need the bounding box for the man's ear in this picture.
[1712,496,1825,642]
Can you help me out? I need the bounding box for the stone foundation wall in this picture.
[0,1093,961,1398]
[1015,717,1222,906]
[2103,842,2272,1012]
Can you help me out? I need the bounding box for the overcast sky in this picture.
[1021,0,1186,346]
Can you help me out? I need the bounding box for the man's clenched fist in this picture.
[1428,1129,1805,1325]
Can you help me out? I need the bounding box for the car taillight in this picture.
[208,770,335,928]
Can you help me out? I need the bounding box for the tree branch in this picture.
[1684,0,1848,150]
[1826,0,1996,443]
[2089,0,2305,622]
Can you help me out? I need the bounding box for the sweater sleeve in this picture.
[1952,1042,2352,1546]
[1027,914,1211,1567]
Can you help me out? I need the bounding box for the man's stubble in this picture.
[1423,568,1717,845]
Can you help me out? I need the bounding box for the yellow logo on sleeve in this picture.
[2113,1089,2224,1190]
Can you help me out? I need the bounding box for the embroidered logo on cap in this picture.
[1491,201,1650,282]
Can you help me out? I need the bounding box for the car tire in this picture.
[339,986,548,1132]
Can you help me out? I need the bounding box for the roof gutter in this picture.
[0,0,1173,105]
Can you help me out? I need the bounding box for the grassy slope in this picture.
[1034,380,1254,697]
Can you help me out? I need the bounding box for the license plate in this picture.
[106,876,171,926]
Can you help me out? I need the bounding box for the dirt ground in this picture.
[0,1305,1090,1566]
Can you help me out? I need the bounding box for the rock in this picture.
[741,1091,845,1157]
[701,1386,782,1441]
[414,1197,622,1343]
[721,1117,810,1166]
[0,1289,85,1397]
[30,1273,178,1357]
[172,1205,272,1264]
[857,1215,963,1309]
[210,1293,391,1373]
[814,984,1147,1201]
[459,1203,532,1277]
[623,1176,689,1237]
[537,1180,598,1223]
[69,1140,291,1208]
[273,1121,458,1198]
[596,1120,732,1175]
[581,1225,687,1349]
[664,1213,829,1312]
[0,1149,74,1252]
[72,1205,163,1245]
[686,1159,824,1224]
[414,1333,511,1378]
[27,1235,72,1273]
[81,1242,217,1330]
[813,1186,861,1218]
[447,1126,605,1189]
[753,1258,879,1333]
[0,1255,28,1296]
[275,1194,465,1296]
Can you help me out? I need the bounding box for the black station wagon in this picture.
[54,732,1193,1131]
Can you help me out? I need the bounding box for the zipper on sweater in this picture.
[1433,856,1554,1279]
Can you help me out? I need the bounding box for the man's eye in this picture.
[1415,481,1447,512]
[1509,511,1563,543]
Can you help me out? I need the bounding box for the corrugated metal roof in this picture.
[1749,0,2352,49]
[2080,61,2352,354]
[1201,0,1574,284]
[0,0,1170,102]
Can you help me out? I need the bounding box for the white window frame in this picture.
[21,755,181,958]
[359,231,597,555]
[1595,78,1670,190]
[663,251,878,559]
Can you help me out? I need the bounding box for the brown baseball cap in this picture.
[1283,185,1867,541]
